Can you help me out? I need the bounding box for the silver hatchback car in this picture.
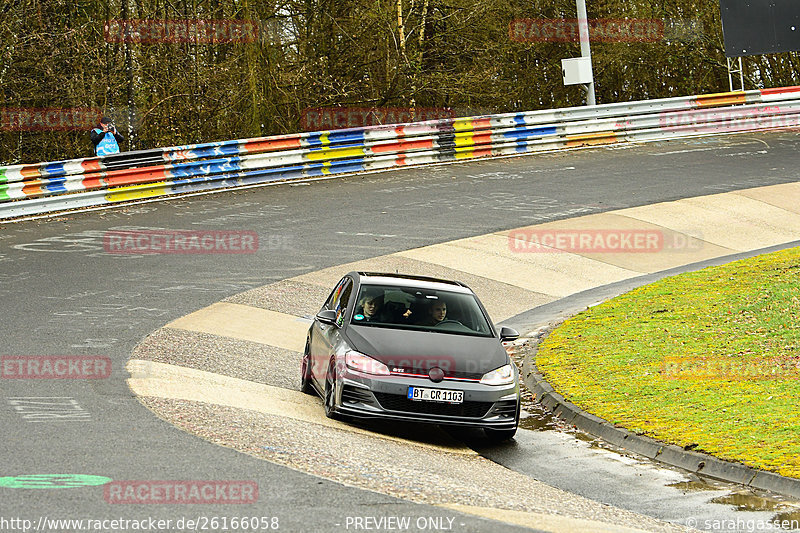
[301,272,521,440]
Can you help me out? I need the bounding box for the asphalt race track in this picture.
[1,130,799,533]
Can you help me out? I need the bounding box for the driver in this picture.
[417,299,448,326]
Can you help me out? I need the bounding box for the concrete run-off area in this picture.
[127,181,800,532]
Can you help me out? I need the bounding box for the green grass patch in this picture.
[536,246,800,477]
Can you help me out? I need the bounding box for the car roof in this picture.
[353,272,474,294]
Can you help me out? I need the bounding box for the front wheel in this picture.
[300,341,315,395]
[324,361,340,419]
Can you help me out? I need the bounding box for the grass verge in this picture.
[536,246,800,478]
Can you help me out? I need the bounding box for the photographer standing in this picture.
[90,116,125,156]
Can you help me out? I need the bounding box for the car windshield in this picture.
[350,283,494,337]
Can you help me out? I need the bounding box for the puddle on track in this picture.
[711,492,785,512]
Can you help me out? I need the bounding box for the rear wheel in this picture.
[300,341,315,395]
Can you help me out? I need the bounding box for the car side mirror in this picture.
[316,309,338,326]
[499,326,519,342]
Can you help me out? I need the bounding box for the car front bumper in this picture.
[334,370,520,429]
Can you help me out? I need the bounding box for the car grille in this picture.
[446,371,483,380]
[389,366,482,381]
[373,392,492,418]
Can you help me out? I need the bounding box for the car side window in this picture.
[335,279,353,326]
[324,278,346,311]
[325,277,353,326]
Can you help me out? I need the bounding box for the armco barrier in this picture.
[2,86,800,219]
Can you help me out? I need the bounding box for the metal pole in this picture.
[726,56,745,92]
[738,57,744,91]
[727,57,734,92]
[576,0,596,105]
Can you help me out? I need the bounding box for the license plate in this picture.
[407,386,463,404]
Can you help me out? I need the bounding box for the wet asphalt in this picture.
[1,130,800,532]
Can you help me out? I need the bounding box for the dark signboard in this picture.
[720,0,800,57]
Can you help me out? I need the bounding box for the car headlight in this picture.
[480,364,515,385]
[345,351,390,376]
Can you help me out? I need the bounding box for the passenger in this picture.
[354,290,388,323]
